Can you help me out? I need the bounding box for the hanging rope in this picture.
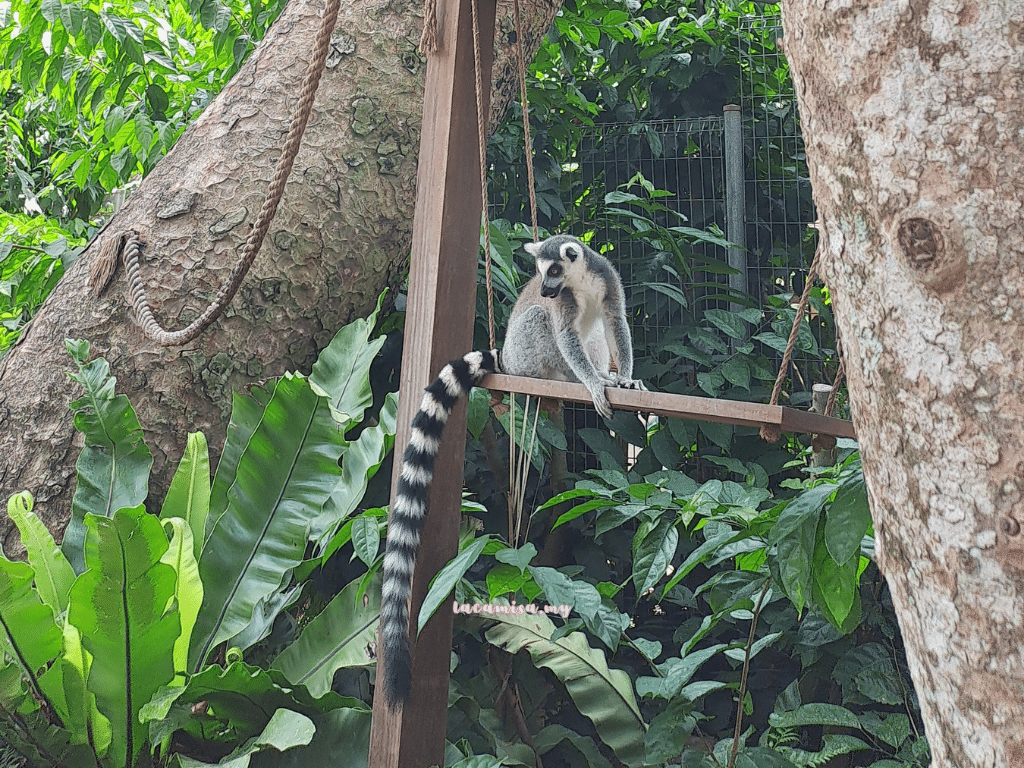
[93,0,341,346]
[759,248,821,443]
[468,0,496,350]
[513,0,539,243]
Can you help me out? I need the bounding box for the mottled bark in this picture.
[780,1,1024,765]
[0,0,560,549]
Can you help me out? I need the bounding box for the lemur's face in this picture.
[525,237,586,299]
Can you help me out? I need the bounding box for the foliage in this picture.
[437,436,929,767]
[0,214,83,353]
[0,305,391,767]
[0,0,288,227]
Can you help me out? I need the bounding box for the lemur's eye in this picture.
[548,265,562,277]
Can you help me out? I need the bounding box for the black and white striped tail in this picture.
[381,349,499,708]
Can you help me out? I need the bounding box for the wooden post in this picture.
[367,0,495,763]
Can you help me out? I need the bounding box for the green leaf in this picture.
[494,543,537,573]
[312,391,397,548]
[720,357,750,390]
[704,308,746,339]
[632,517,678,596]
[697,420,732,451]
[6,492,75,614]
[769,702,861,730]
[67,507,179,768]
[63,340,153,573]
[350,515,380,567]
[192,374,344,671]
[812,525,858,629]
[824,470,871,565]
[309,293,386,427]
[60,623,113,757]
[272,575,381,697]
[553,497,618,529]
[636,644,726,699]
[418,536,491,634]
[140,661,369,762]
[160,518,203,684]
[0,558,66,715]
[160,431,211,561]
[102,104,125,139]
[207,385,273,546]
[486,610,645,766]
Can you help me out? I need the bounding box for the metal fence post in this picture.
[723,104,748,328]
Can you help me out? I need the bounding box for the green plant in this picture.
[0,0,288,227]
[0,302,395,767]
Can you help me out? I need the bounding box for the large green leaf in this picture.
[140,661,369,760]
[271,575,381,697]
[311,391,398,548]
[160,431,211,560]
[0,558,66,718]
[824,470,872,565]
[308,291,386,427]
[176,708,315,768]
[62,339,154,573]
[632,516,678,596]
[67,507,180,768]
[191,374,345,671]
[485,610,646,766]
[206,384,274,548]
[6,491,75,614]
[418,536,492,634]
[160,518,203,683]
[60,622,112,757]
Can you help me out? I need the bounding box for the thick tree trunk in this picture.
[0,0,559,549]
[780,2,1024,765]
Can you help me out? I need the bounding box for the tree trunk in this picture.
[780,2,1024,765]
[0,0,559,549]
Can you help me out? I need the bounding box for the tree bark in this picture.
[780,2,1024,765]
[0,0,560,549]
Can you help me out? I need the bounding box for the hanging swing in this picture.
[434,0,855,444]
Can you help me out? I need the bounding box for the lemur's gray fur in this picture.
[381,234,644,708]
[502,234,644,416]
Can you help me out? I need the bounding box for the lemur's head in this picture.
[524,235,590,299]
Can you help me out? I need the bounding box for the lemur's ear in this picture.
[524,241,541,257]
[560,241,583,262]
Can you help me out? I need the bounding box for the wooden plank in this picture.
[367,0,496,764]
[481,373,856,438]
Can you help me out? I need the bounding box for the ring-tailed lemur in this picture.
[381,234,645,707]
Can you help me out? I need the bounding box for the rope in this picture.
[759,248,821,443]
[470,0,497,349]
[119,0,341,346]
[513,0,539,243]
[420,0,439,53]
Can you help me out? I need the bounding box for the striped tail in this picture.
[380,349,499,708]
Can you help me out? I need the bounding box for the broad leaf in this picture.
[6,491,75,614]
[191,374,344,671]
[67,507,179,768]
[63,339,153,572]
[418,536,491,634]
[0,558,66,717]
[486,610,646,766]
[824,470,871,565]
[308,292,386,427]
[160,518,203,684]
[272,575,381,697]
[160,431,211,560]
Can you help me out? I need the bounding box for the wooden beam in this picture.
[368,0,496,764]
[481,373,857,439]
